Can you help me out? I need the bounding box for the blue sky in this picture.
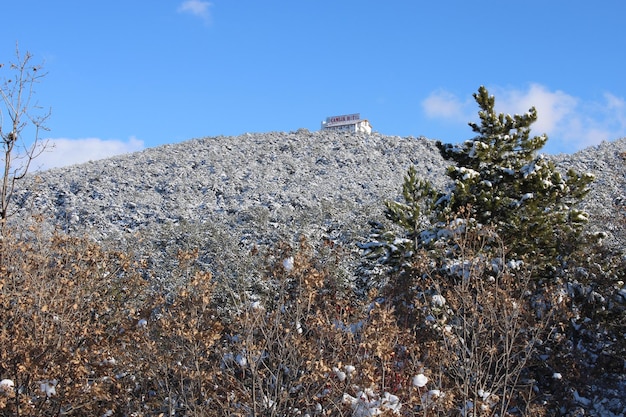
[2,1,625,170]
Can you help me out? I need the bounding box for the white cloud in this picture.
[493,84,578,135]
[422,90,473,122]
[177,0,213,24]
[422,84,626,153]
[34,136,144,171]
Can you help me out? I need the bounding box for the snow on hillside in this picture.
[11,130,626,272]
[15,131,443,239]
[552,138,626,248]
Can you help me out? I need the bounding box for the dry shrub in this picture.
[0,224,151,416]
[213,238,434,416]
[0,219,572,416]
[428,267,544,416]
[0,225,226,416]
[213,239,358,415]
[121,250,224,416]
[382,223,558,416]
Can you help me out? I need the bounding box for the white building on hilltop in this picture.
[321,113,372,134]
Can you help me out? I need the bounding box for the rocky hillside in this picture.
[11,130,626,275]
[552,140,626,247]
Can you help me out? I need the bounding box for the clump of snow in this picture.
[521,192,533,201]
[283,256,294,272]
[333,364,356,382]
[40,379,58,397]
[342,388,402,416]
[0,379,14,393]
[413,373,428,388]
[507,259,524,270]
[521,160,539,178]
[477,388,491,401]
[431,294,446,308]
[333,367,347,382]
[457,167,480,180]
[235,353,247,368]
[469,141,489,158]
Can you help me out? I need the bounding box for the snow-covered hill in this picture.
[12,130,626,271]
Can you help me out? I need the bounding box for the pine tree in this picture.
[362,86,595,278]
[437,86,594,268]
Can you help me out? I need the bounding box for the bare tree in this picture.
[0,44,50,231]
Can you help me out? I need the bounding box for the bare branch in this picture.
[0,44,50,229]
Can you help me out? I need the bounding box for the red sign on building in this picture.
[325,113,360,126]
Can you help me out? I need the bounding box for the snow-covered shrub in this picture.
[396,225,555,416]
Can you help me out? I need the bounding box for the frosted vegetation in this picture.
[14,130,451,290]
[2,88,626,416]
